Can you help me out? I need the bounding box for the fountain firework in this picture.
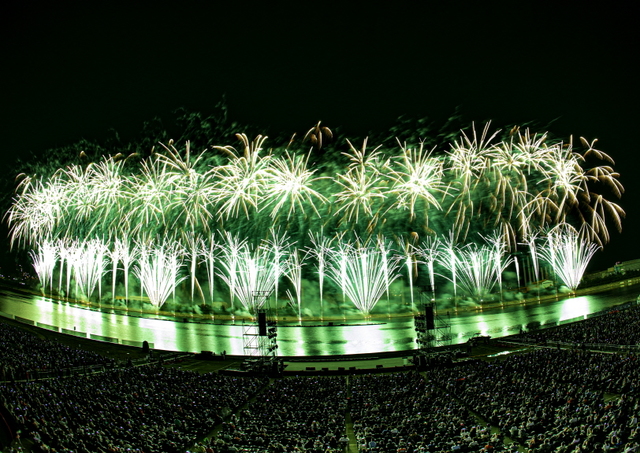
[452,243,502,302]
[307,230,334,319]
[413,235,440,299]
[72,238,108,302]
[537,224,601,291]
[29,239,57,295]
[325,238,402,316]
[133,240,186,309]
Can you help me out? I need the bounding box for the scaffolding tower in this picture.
[414,290,452,352]
[242,291,279,373]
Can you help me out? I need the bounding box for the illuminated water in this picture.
[1,283,638,357]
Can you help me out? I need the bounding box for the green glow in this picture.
[8,125,623,315]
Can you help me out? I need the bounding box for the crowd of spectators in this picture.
[0,322,115,381]
[512,305,640,347]
[350,372,509,452]
[426,348,640,452]
[212,376,347,452]
[3,305,640,453]
[1,365,267,453]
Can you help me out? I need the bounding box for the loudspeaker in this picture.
[258,311,267,336]
[425,306,435,330]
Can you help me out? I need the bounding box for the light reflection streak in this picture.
[559,296,590,322]
[0,285,637,355]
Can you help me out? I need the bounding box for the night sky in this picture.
[1,1,638,271]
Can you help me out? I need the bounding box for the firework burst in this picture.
[5,122,624,314]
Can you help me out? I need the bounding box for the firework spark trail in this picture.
[486,138,537,248]
[333,139,387,228]
[395,235,418,310]
[7,177,65,248]
[537,224,601,291]
[106,240,121,301]
[70,239,108,301]
[285,248,304,320]
[521,233,541,291]
[158,141,217,233]
[213,134,271,220]
[57,165,92,229]
[264,228,293,313]
[541,141,586,221]
[226,241,278,313]
[133,241,186,308]
[444,122,495,240]
[182,231,203,302]
[126,157,178,238]
[386,140,446,223]
[56,239,65,295]
[199,232,219,304]
[60,241,82,298]
[307,230,335,319]
[413,235,441,295]
[216,232,248,311]
[326,240,401,316]
[439,231,459,306]
[337,241,349,310]
[264,151,327,219]
[453,243,502,302]
[114,238,138,304]
[481,230,514,302]
[29,239,57,295]
[376,235,393,302]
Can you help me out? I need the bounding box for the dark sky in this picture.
[1,1,638,270]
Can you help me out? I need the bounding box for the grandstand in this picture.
[1,301,640,453]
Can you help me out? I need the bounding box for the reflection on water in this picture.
[474,318,490,337]
[558,296,590,322]
[0,284,639,356]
